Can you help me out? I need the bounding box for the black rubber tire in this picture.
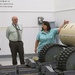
[57,47,75,71]
[39,44,65,63]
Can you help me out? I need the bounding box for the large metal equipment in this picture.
[57,23,75,71]
[0,64,39,75]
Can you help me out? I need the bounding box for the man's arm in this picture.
[6,27,10,40]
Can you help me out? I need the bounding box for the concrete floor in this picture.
[0,54,38,66]
[0,57,21,66]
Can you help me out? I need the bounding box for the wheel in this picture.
[39,44,65,63]
[57,47,75,71]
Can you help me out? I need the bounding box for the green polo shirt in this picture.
[36,28,58,52]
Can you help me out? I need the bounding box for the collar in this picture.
[12,23,22,30]
[41,30,49,34]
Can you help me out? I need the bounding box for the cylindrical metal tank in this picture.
[59,23,75,46]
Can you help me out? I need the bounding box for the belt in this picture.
[9,40,22,42]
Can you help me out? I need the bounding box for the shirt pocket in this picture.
[10,29,16,33]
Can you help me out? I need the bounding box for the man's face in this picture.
[12,17,18,24]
